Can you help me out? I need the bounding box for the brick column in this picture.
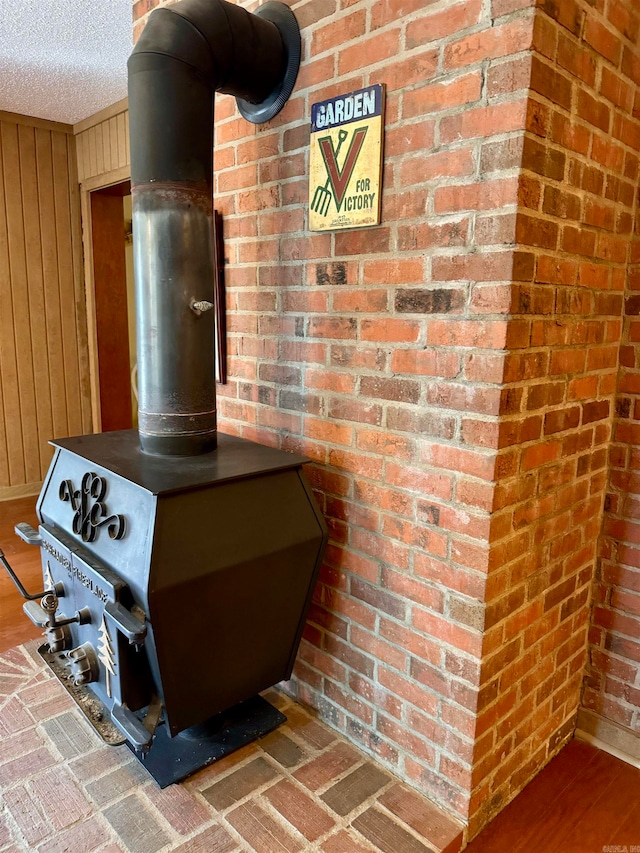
[468,0,640,835]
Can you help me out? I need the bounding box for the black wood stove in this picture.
[3,429,325,785]
[0,0,327,786]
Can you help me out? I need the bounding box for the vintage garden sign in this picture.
[309,84,385,231]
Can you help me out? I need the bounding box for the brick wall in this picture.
[583,0,640,735]
[468,0,640,835]
[130,0,640,840]
[585,213,640,730]
[205,0,537,827]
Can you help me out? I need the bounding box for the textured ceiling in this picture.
[0,0,133,125]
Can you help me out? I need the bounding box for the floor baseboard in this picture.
[576,707,640,769]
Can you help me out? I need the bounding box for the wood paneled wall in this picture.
[74,99,129,184]
[0,112,91,500]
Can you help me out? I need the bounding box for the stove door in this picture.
[38,524,155,726]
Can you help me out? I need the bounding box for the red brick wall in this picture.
[467,0,640,835]
[586,213,640,728]
[583,0,640,732]
[203,0,539,826]
[130,0,640,839]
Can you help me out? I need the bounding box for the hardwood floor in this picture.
[467,738,640,851]
[0,495,44,652]
[1,498,640,852]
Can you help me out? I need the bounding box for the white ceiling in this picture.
[0,0,133,125]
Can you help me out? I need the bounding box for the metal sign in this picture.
[309,84,385,231]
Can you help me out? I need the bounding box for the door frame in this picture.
[79,166,131,432]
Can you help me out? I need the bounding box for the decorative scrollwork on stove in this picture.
[59,473,126,543]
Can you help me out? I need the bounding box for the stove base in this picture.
[38,644,287,788]
[129,695,286,788]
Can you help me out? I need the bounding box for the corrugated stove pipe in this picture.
[128,0,300,456]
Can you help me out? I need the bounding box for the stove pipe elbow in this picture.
[128,0,300,456]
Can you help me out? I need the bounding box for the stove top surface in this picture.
[50,430,309,495]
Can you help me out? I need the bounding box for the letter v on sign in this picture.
[318,126,368,212]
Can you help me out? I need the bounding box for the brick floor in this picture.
[0,642,463,853]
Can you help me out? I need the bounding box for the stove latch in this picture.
[104,601,147,646]
[1,521,73,641]
[22,591,90,634]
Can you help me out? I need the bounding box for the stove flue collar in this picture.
[236,2,301,125]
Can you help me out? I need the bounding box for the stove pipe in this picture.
[128,0,300,456]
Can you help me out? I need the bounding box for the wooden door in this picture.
[89,181,132,432]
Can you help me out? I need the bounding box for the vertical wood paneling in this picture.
[0,366,9,488]
[0,134,15,487]
[2,123,40,484]
[74,100,129,185]
[88,127,97,180]
[0,101,128,493]
[94,124,104,176]
[99,122,108,174]
[36,127,67,443]
[109,117,118,172]
[117,112,127,168]
[52,133,83,438]
[67,137,92,435]
[124,111,130,167]
[18,125,52,474]
[80,132,90,183]
[76,130,85,184]
[0,114,89,492]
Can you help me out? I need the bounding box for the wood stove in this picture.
[3,429,326,785]
[0,0,327,786]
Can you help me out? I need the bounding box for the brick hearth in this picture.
[0,642,463,853]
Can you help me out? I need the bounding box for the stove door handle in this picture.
[104,601,147,645]
[111,703,153,749]
[23,600,50,628]
[14,523,42,546]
